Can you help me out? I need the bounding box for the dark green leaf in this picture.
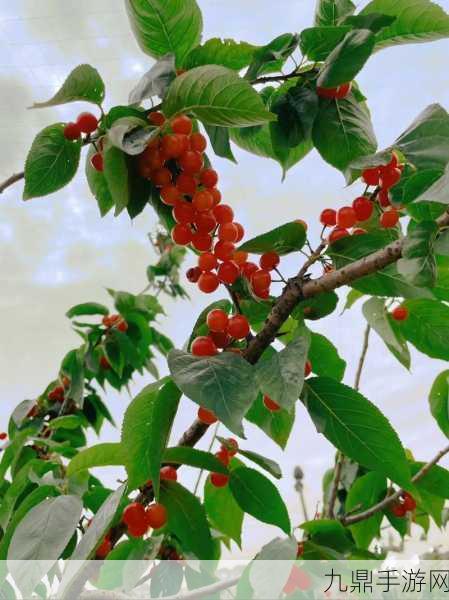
[401,168,443,206]
[67,443,126,477]
[160,481,213,559]
[300,26,351,61]
[345,472,387,549]
[31,64,104,108]
[411,461,449,499]
[23,124,81,200]
[413,164,449,207]
[401,299,449,360]
[66,302,109,319]
[47,414,86,430]
[429,370,449,438]
[163,66,275,127]
[270,83,319,148]
[317,29,375,88]
[341,13,396,33]
[203,124,237,162]
[304,377,412,488]
[125,0,203,66]
[103,143,130,216]
[168,349,257,437]
[236,449,282,479]
[397,221,438,287]
[86,146,114,217]
[294,291,339,321]
[314,0,356,26]
[245,393,295,449]
[61,348,85,407]
[239,221,307,255]
[308,331,346,381]
[229,467,291,533]
[245,34,298,81]
[163,446,228,474]
[300,519,353,552]
[184,38,257,70]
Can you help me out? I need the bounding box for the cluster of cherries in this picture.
[390,491,417,518]
[63,112,103,171]
[210,437,239,488]
[47,375,71,404]
[320,152,403,244]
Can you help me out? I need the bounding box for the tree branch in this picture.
[0,171,24,194]
[326,452,344,519]
[354,324,371,392]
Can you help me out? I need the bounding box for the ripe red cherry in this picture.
[218,222,239,242]
[391,502,407,518]
[352,196,373,221]
[171,224,193,245]
[352,228,367,235]
[186,266,201,283]
[320,208,337,227]
[100,356,111,370]
[263,395,280,412]
[233,251,248,265]
[152,167,172,187]
[160,466,178,481]
[241,262,258,279]
[63,122,81,140]
[161,134,185,159]
[195,211,216,233]
[76,112,98,134]
[173,201,195,224]
[391,306,409,321]
[96,535,112,559]
[260,251,280,271]
[401,492,416,512]
[328,227,349,244]
[234,223,245,242]
[207,309,229,332]
[190,132,207,152]
[304,360,312,377]
[179,151,203,174]
[251,269,271,292]
[215,448,230,466]
[123,502,147,528]
[210,472,229,488]
[378,189,391,208]
[117,320,128,332]
[227,315,250,339]
[209,330,231,349]
[223,438,238,456]
[214,240,235,262]
[198,272,220,293]
[191,336,218,357]
[380,167,401,189]
[283,566,311,594]
[176,173,197,196]
[380,209,399,228]
[0,432,7,441]
[198,406,218,424]
[213,204,234,224]
[316,85,339,99]
[90,152,104,172]
[362,167,381,186]
[161,185,181,206]
[127,521,149,538]
[171,115,193,135]
[192,190,214,212]
[200,168,219,188]
[148,111,166,126]
[334,82,352,99]
[146,503,167,529]
[198,252,218,272]
[210,188,222,205]
[191,232,212,252]
[218,261,240,285]
[337,206,357,228]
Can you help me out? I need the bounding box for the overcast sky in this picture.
[2,0,449,557]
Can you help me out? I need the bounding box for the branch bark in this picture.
[0,171,24,194]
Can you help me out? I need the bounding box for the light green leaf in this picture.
[429,370,449,438]
[184,38,257,70]
[47,415,86,430]
[163,446,228,474]
[304,377,412,488]
[397,221,438,287]
[317,29,375,88]
[31,64,104,108]
[67,443,126,477]
[66,302,109,319]
[360,0,449,49]
[343,289,365,311]
[245,393,295,450]
[411,461,449,499]
[345,472,387,549]
[362,297,411,369]
[308,331,346,381]
[314,0,356,26]
[168,349,257,437]
[160,481,213,559]
[300,26,352,61]
[401,299,449,360]
[300,519,354,552]
[341,13,396,32]
[163,66,275,127]
[86,146,114,217]
[229,467,291,533]
[103,143,130,216]
[239,221,307,255]
[203,124,237,162]
[125,0,203,66]
[236,449,282,480]
[23,124,81,200]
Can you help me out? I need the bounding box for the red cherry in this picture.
[337,206,357,228]
[90,152,104,172]
[198,406,218,425]
[320,209,337,227]
[210,188,222,205]
[161,134,185,159]
[217,261,240,285]
[391,306,408,321]
[210,473,229,488]
[176,173,197,196]
[209,330,231,349]
[161,185,181,206]
[223,438,238,456]
[380,167,401,189]
[179,151,203,174]
[148,111,166,126]
[63,122,81,141]
[192,189,214,212]
[194,211,216,233]
[127,521,149,538]
[234,223,245,242]
[96,535,112,559]
[190,132,207,153]
[227,314,250,339]
[198,272,220,293]
[207,309,229,333]
[152,167,172,187]
[145,149,165,172]
[215,448,230,466]
[117,320,128,333]
[401,492,416,512]
[214,240,235,262]
[304,360,312,377]
[251,269,271,292]
[218,222,239,242]
[172,201,195,224]
[171,224,193,245]
[380,210,399,228]
[200,168,219,188]
[213,204,234,224]
[352,228,367,235]
[0,432,7,441]
[186,267,201,283]
[352,196,373,222]
[316,86,339,99]
[362,167,381,186]
[379,188,391,207]
[198,252,218,272]
[191,232,212,252]
[260,251,280,271]
[263,395,280,412]
[123,502,147,528]
[171,115,193,135]
[100,356,111,370]
[145,503,167,529]
[391,502,407,518]
[328,227,349,244]
[241,262,258,279]
[76,112,98,134]
[334,82,352,99]
[233,250,248,265]
[160,466,178,481]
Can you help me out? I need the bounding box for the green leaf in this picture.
[314,0,356,26]
[31,64,104,108]
[344,289,365,310]
[397,221,438,287]
[270,83,319,149]
[413,164,449,207]
[342,13,397,32]
[160,481,213,559]
[168,349,257,437]
[204,464,244,546]
[163,66,275,127]
[345,472,387,549]
[360,0,449,49]
[308,331,346,381]
[245,33,298,81]
[294,291,339,321]
[125,0,203,66]
[23,124,81,200]
[255,328,310,410]
[67,443,126,477]
[203,124,237,162]
[429,370,449,438]
[239,221,307,255]
[163,446,228,474]
[47,414,86,430]
[66,302,109,319]
[121,378,180,494]
[86,146,114,217]
[236,448,282,480]
[312,92,377,178]
[300,519,354,552]
[245,393,295,449]
[184,38,257,70]
[8,496,82,597]
[401,299,449,360]
[411,461,449,499]
[401,168,443,206]
[103,143,130,216]
[362,297,411,369]
[317,29,375,88]
[304,377,412,488]
[229,467,291,533]
[300,26,352,61]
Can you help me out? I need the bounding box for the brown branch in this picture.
[342,443,449,526]
[327,452,344,519]
[354,324,371,392]
[251,70,301,85]
[0,172,24,194]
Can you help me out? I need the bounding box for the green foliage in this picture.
[314,0,356,27]
[308,331,346,381]
[239,221,307,255]
[345,472,387,549]
[300,26,352,61]
[163,446,228,474]
[245,33,298,81]
[23,124,82,200]
[401,299,449,360]
[301,519,354,552]
[397,221,438,287]
[66,302,109,319]
[270,83,319,150]
[429,370,449,438]
[85,146,115,217]
[67,443,126,477]
[31,64,105,108]
[103,143,130,216]
[245,393,295,449]
[184,38,257,70]
[203,124,237,162]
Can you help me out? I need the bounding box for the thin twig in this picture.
[193,421,220,495]
[0,171,24,194]
[354,324,371,391]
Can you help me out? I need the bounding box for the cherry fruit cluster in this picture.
[210,437,238,488]
[63,112,103,171]
[390,492,417,518]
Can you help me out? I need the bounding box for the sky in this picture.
[2,0,449,558]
